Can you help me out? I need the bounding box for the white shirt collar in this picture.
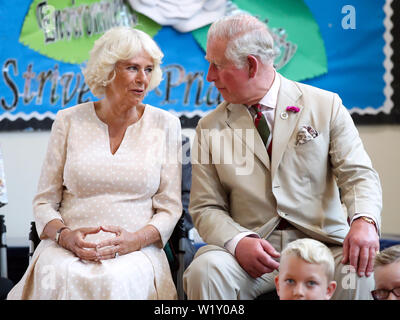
[258,70,280,109]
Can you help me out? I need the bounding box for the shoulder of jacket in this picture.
[293,80,338,102]
[197,101,230,129]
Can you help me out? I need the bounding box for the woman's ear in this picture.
[247,55,259,78]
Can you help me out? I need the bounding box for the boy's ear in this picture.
[326,281,337,300]
[274,275,280,297]
[247,55,258,78]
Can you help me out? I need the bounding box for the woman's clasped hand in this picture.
[58,225,144,261]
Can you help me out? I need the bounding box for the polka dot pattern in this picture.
[8,102,182,300]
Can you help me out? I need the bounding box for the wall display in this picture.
[0,0,397,131]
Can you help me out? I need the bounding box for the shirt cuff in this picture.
[224,232,260,256]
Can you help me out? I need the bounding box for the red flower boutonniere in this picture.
[286,106,300,113]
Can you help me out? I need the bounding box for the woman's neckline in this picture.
[91,101,148,129]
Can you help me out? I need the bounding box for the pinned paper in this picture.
[19,0,161,64]
[128,0,227,32]
[192,0,328,82]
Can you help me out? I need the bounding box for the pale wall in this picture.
[0,125,399,246]
[357,125,400,237]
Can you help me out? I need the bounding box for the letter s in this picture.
[1,59,19,111]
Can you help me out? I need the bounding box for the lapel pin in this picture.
[280,112,288,120]
[286,106,300,113]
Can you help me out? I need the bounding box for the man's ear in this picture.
[325,281,337,300]
[247,55,258,78]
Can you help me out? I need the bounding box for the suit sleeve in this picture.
[328,93,382,233]
[189,121,251,247]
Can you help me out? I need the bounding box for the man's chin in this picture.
[219,93,237,104]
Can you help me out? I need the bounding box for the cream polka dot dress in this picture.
[8,102,182,300]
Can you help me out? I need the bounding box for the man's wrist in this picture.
[225,232,259,256]
[354,216,377,233]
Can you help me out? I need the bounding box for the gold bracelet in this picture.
[357,216,378,233]
[359,216,376,226]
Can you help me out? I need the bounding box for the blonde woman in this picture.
[8,27,182,300]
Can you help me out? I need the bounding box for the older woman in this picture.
[8,27,182,299]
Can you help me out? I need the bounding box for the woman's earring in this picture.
[102,80,107,87]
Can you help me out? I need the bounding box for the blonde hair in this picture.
[281,238,335,281]
[374,245,400,269]
[82,26,163,98]
[207,13,279,68]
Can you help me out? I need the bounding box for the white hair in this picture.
[282,238,335,281]
[82,26,163,98]
[207,13,279,68]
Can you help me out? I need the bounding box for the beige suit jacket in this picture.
[189,74,382,248]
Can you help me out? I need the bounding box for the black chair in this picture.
[167,135,195,298]
[0,277,13,300]
[28,135,195,300]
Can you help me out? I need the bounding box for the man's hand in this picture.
[235,236,280,278]
[342,218,379,277]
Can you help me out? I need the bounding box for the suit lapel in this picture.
[271,74,303,180]
[225,103,270,170]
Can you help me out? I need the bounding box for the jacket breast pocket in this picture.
[293,133,324,156]
[290,133,329,174]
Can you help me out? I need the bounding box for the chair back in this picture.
[28,222,40,262]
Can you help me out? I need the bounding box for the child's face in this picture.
[274,254,336,300]
[373,261,400,300]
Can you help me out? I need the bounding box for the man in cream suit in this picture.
[183,14,382,300]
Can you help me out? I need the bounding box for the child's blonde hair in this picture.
[281,238,335,281]
[374,244,400,268]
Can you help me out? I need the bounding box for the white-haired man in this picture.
[183,14,382,300]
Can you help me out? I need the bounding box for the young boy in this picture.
[372,244,400,300]
[274,238,337,300]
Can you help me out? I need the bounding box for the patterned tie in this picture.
[251,104,272,157]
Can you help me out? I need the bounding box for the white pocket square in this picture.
[296,125,319,145]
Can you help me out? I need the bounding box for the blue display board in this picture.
[0,0,397,130]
